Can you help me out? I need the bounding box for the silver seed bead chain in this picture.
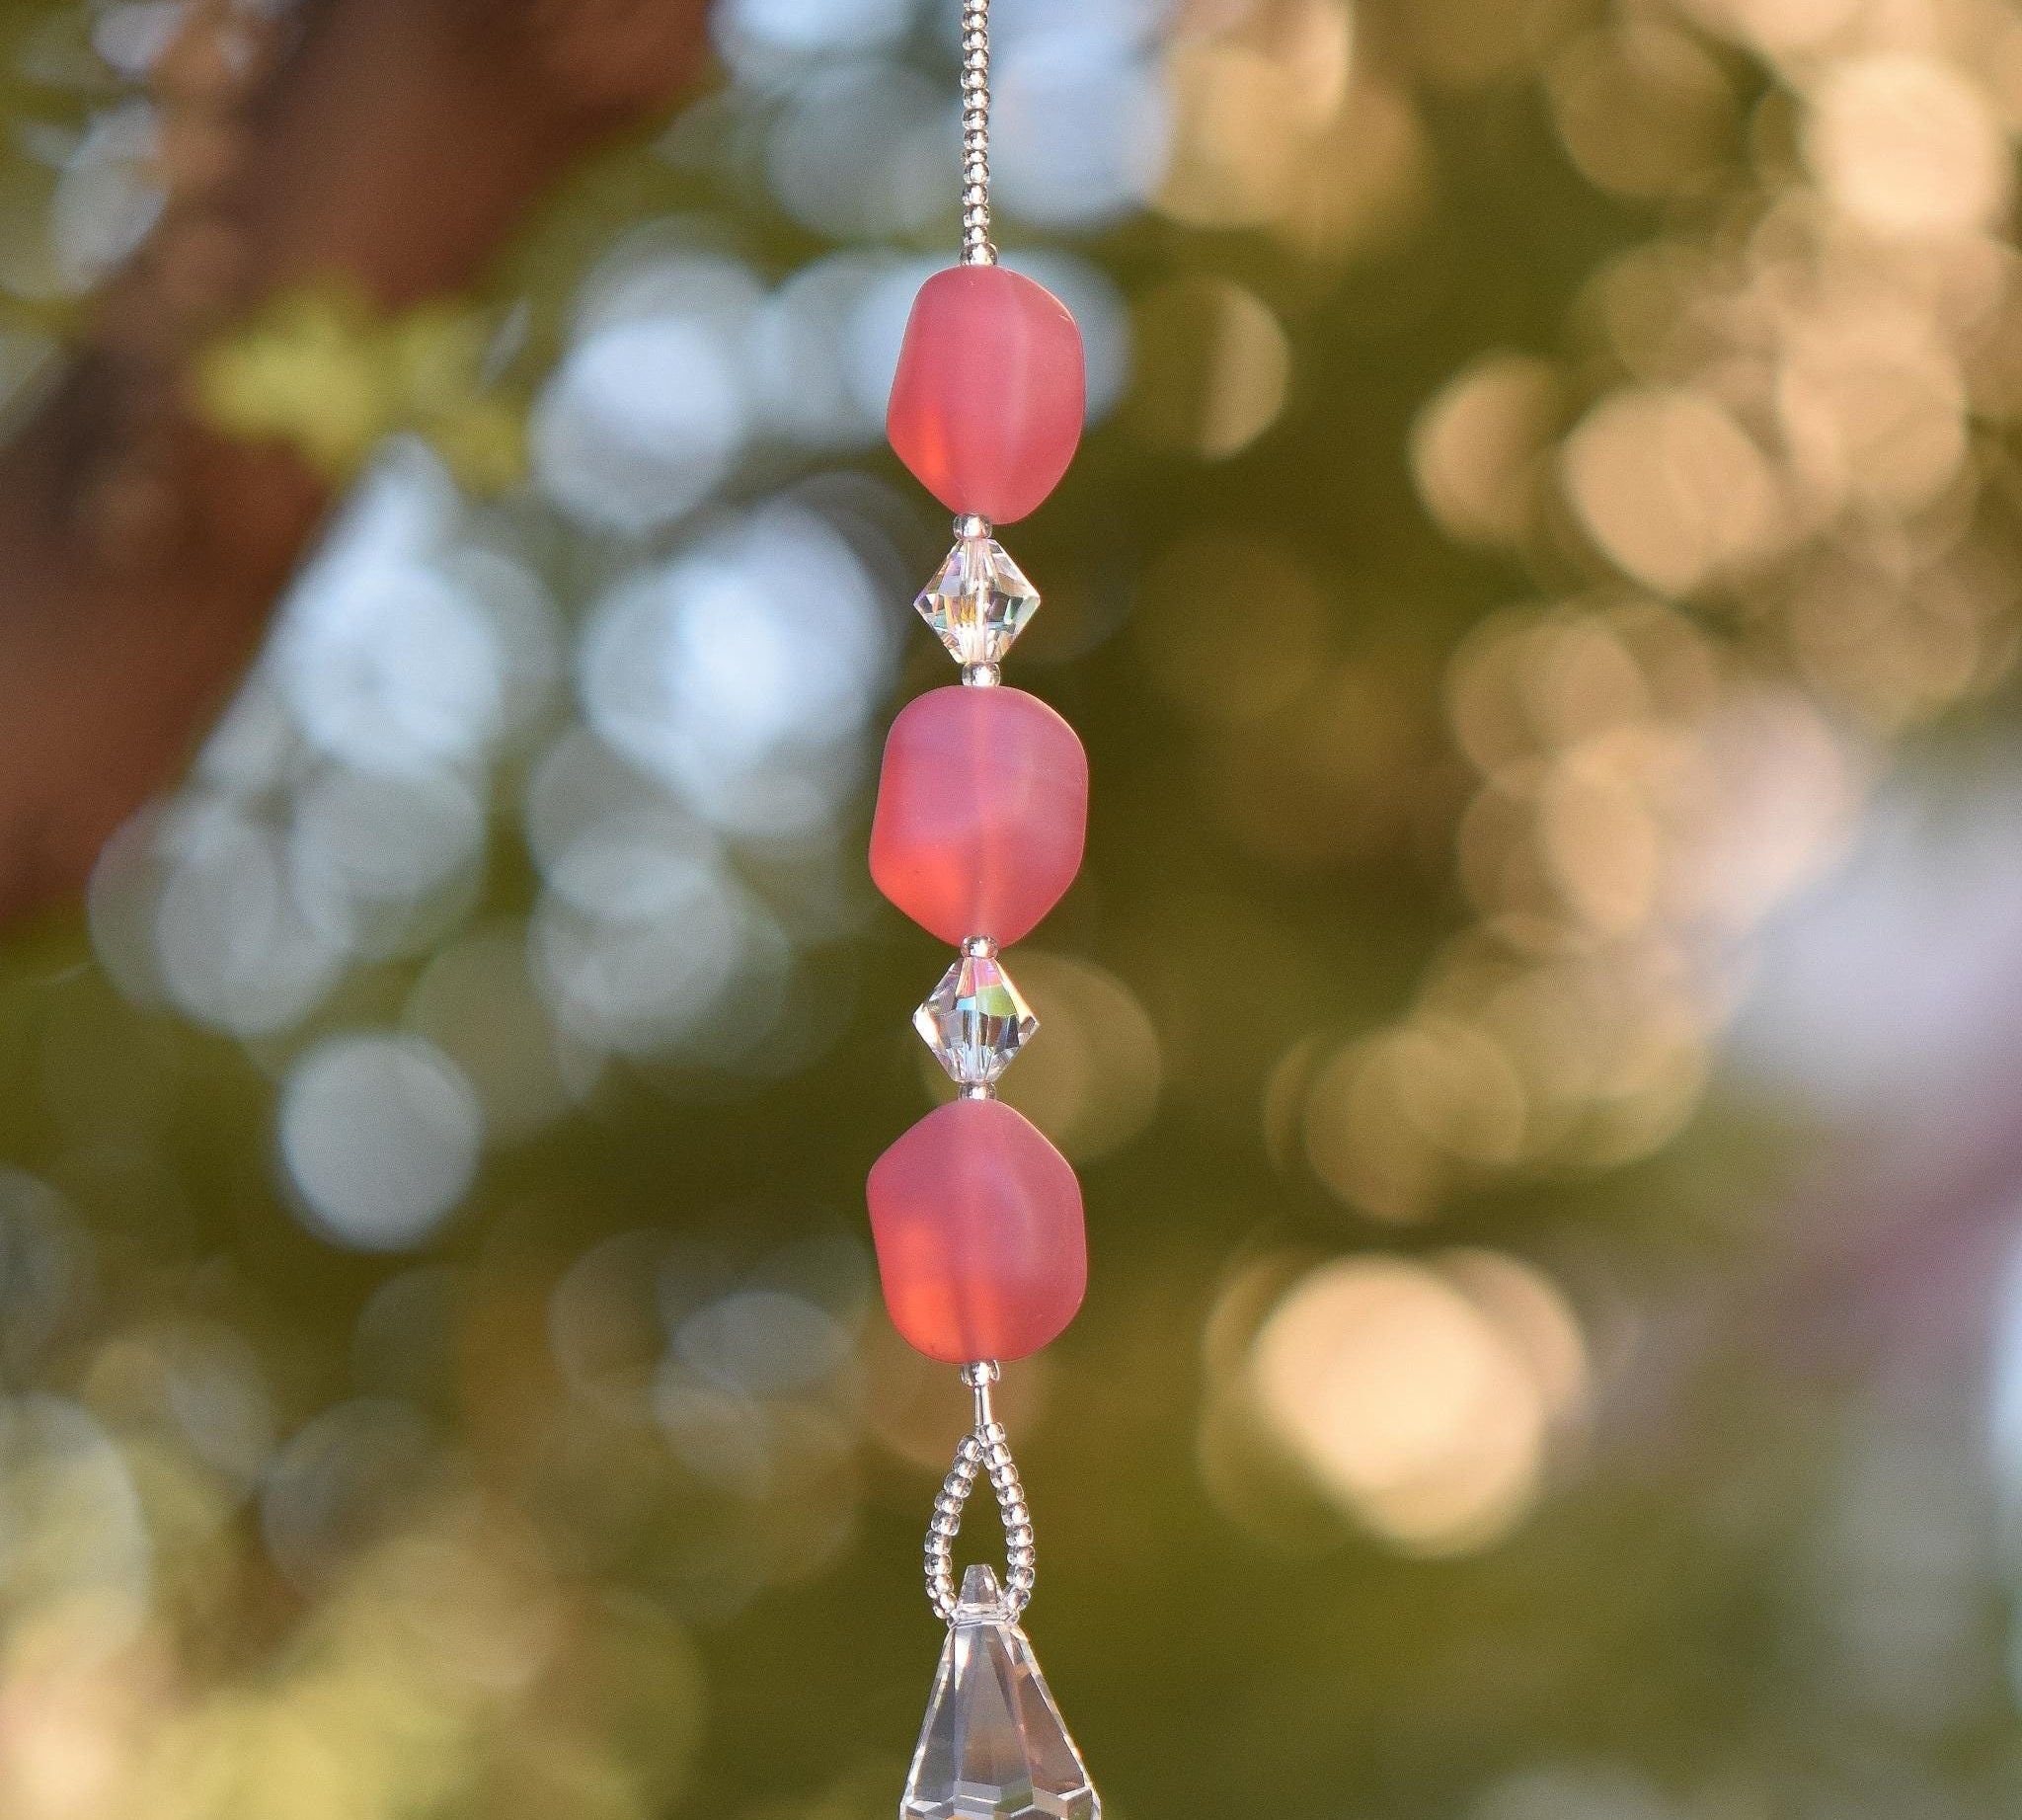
[960,0,995,266]
[925,1361,1038,1622]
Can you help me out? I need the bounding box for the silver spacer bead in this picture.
[960,1079,998,1099]
[955,514,992,540]
[962,662,1002,687]
[962,935,999,958]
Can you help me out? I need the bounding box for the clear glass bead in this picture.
[902,1564,1100,1820]
[915,951,1038,1086]
[916,537,1041,671]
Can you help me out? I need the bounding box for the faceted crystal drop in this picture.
[915,952,1039,1086]
[917,538,1042,671]
[902,1565,1100,1820]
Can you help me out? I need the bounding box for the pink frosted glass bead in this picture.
[886,266,1086,524]
[868,1098,1087,1363]
[869,685,1087,948]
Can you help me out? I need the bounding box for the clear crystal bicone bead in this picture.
[916,537,1042,670]
[902,1565,1100,1820]
[915,953,1039,1086]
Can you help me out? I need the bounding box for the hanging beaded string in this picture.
[865,0,1093,1632]
[875,9,1103,1810]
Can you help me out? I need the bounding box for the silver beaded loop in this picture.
[925,1361,1037,1622]
[959,0,995,266]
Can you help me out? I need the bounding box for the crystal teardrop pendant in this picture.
[902,1564,1100,1820]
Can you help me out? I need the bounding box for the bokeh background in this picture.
[0,0,2016,1812]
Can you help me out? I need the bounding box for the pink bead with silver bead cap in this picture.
[887,267,1086,525]
[868,1097,1087,1364]
[870,684,1088,950]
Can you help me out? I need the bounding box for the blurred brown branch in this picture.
[0,0,710,924]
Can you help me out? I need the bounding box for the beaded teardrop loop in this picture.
[924,1363,1038,1623]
